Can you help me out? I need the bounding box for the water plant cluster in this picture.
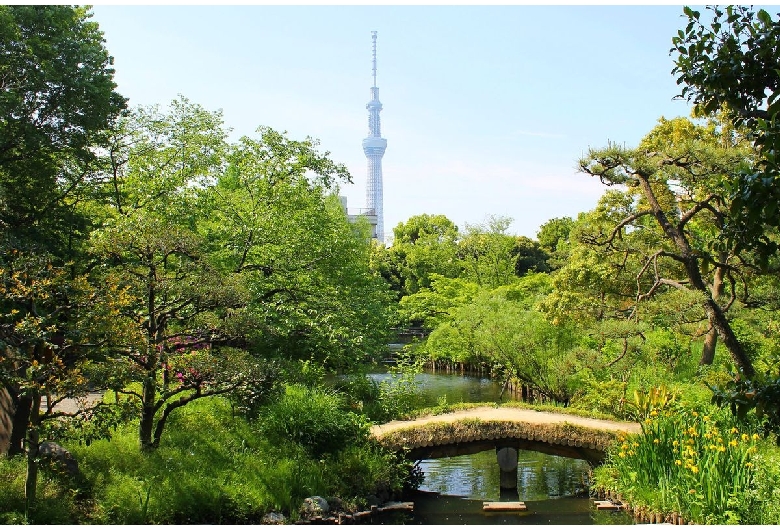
[593,403,780,524]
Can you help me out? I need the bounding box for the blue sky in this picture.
[90,5,697,241]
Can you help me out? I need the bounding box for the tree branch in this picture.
[678,193,722,229]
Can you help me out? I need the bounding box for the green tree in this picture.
[0,251,131,509]
[423,280,580,404]
[512,236,551,276]
[458,215,517,289]
[90,215,263,450]
[386,214,461,297]
[578,116,757,376]
[672,5,780,260]
[537,217,574,253]
[0,4,125,468]
[536,216,574,270]
[398,274,481,330]
[0,5,125,257]
[539,192,642,327]
[90,99,279,450]
[199,127,392,369]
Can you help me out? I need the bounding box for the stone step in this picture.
[594,499,623,510]
[378,502,414,512]
[482,501,527,512]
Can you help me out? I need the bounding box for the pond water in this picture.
[367,368,633,525]
[368,368,505,406]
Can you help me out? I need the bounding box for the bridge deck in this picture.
[371,406,640,437]
[371,406,640,464]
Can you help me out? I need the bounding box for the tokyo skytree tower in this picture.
[362,30,387,242]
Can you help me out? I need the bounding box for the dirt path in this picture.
[42,392,104,414]
[371,406,640,437]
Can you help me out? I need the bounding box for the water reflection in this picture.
[379,451,633,525]
[368,370,505,406]
[419,449,589,500]
[367,369,634,524]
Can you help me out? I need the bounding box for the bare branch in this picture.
[607,338,630,367]
[586,210,654,248]
[116,388,143,401]
[722,269,738,313]
[678,193,723,229]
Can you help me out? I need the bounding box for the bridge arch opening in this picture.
[403,437,606,466]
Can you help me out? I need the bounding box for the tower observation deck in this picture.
[362,30,387,242]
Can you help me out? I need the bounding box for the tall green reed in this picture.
[604,406,758,523]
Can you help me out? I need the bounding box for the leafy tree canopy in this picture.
[0,5,126,255]
[385,214,461,297]
[577,116,759,376]
[672,5,780,260]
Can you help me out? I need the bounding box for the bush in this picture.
[260,384,371,457]
[742,444,780,524]
[573,377,628,418]
[324,444,422,504]
[333,373,381,403]
[0,454,80,524]
[1,394,419,524]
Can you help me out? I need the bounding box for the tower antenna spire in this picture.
[371,30,377,88]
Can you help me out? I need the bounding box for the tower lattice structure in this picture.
[362,30,387,242]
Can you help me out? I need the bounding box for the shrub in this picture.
[323,444,422,504]
[260,384,370,457]
[0,454,80,524]
[332,373,382,410]
[741,444,780,524]
[573,377,628,418]
[2,395,419,524]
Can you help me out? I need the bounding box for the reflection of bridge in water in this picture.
[372,406,639,491]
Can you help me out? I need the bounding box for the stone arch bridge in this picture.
[371,406,640,488]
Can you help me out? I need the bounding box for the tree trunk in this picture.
[8,392,31,457]
[636,175,755,378]
[702,296,754,378]
[25,394,41,514]
[139,375,156,450]
[700,257,726,366]
[700,327,717,365]
[683,252,753,377]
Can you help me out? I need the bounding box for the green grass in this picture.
[1,394,417,524]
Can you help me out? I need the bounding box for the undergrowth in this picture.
[0,395,416,524]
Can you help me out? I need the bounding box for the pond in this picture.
[368,368,633,525]
[368,368,505,406]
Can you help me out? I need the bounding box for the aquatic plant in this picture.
[599,407,759,524]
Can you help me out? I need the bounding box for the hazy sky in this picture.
[90,4,696,241]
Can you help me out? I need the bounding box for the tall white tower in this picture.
[362,30,387,242]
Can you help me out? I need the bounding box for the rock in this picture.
[38,441,79,477]
[326,497,344,512]
[364,494,381,508]
[300,496,329,517]
[261,512,286,525]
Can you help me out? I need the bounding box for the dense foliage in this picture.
[3,4,780,525]
[0,397,417,524]
[672,6,780,260]
[0,5,396,517]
